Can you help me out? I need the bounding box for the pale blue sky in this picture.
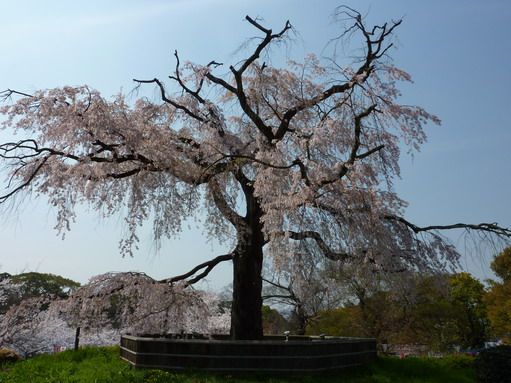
[0,0,509,288]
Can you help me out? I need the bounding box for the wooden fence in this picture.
[120,334,377,374]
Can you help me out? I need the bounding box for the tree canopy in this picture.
[307,272,490,352]
[0,272,79,315]
[485,247,511,343]
[1,7,510,339]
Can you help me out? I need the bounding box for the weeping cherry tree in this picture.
[0,8,509,339]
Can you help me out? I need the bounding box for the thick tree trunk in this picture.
[230,177,265,340]
[294,305,308,335]
[231,241,264,340]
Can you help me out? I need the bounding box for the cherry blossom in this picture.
[0,272,229,356]
[0,8,509,339]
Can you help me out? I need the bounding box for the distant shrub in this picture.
[474,345,511,383]
[0,348,23,363]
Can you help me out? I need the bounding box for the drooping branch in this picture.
[0,89,34,102]
[230,68,274,142]
[208,152,311,187]
[170,50,207,104]
[0,156,49,203]
[205,72,237,94]
[0,139,80,162]
[385,215,511,238]
[350,104,378,159]
[0,138,158,186]
[274,81,353,140]
[161,253,233,285]
[0,123,231,205]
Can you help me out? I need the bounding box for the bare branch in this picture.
[0,156,49,203]
[262,276,300,303]
[385,215,511,238]
[225,16,293,143]
[0,89,34,102]
[240,16,292,75]
[286,230,352,262]
[208,177,246,229]
[161,253,233,285]
[132,78,206,123]
[272,10,402,141]
[206,73,236,95]
[320,104,381,185]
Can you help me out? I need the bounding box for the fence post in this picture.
[74,327,81,351]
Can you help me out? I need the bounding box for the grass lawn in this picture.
[0,346,476,383]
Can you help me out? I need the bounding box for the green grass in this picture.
[0,347,476,383]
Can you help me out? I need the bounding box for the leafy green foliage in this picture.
[11,272,80,298]
[406,273,489,351]
[305,272,489,351]
[448,273,489,348]
[490,247,511,281]
[485,247,511,343]
[0,272,80,315]
[474,345,511,383]
[306,306,365,337]
[261,305,290,335]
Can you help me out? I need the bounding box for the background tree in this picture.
[485,247,511,343]
[401,273,488,351]
[0,272,229,356]
[306,271,490,352]
[0,272,79,315]
[306,306,364,338]
[262,243,345,334]
[448,273,489,348]
[1,8,510,340]
[10,272,79,298]
[60,272,229,335]
[0,295,73,357]
[261,305,290,335]
[305,266,421,347]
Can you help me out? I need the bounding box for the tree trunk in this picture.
[230,178,264,340]
[231,241,264,339]
[294,305,307,335]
